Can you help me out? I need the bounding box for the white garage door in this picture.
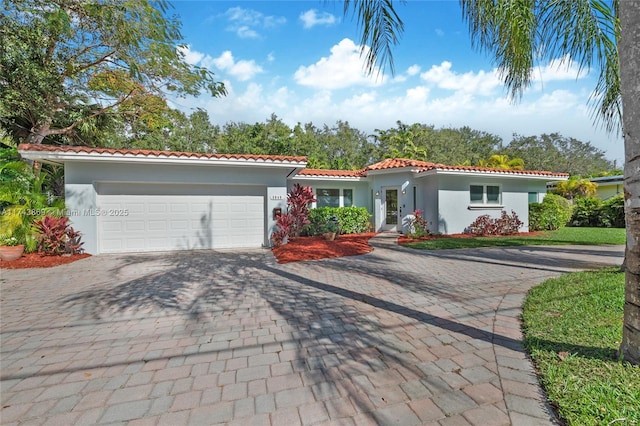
[97,183,265,253]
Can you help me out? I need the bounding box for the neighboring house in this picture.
[546,174,624,200]
[590,175,624,200]
[19,145,568,254]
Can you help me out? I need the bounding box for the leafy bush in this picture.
[33,215,83,255]
[271,184,316,246]
[287,184,316,238]
[529,193,573,231]
[271,213,294,247]
[571,196,603,227]
[305,206,370,235]
[465,210,523,236]
[600,194,625,228]
[407,209,430,238]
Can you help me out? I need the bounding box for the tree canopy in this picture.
[0,0,225,145]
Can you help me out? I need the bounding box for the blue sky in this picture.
[169,0,624,166]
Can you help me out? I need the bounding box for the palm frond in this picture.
[462,0,621,134]
[462,0,537,100]
[343,0,405,76]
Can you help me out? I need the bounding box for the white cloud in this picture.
[299,9,338,28]
[532,55,589,83]
[177,45,204,66]
[206,51,263,81]
[420,61,501,96]
[435,29,444,37]
[223,7,286,39]
[294,38,384,89]
[178,46,264,82]
[392,65,422,83]
[407,65,421,76]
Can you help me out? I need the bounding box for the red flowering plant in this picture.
[407,209,430,238]
[271,184,316,246]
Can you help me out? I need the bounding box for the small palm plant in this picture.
[0,148,65,252]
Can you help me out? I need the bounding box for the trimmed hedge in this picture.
[305,207,371,235]
[529,193,573,231]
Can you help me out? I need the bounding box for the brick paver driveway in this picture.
[1,234,624,425]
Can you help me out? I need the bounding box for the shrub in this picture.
[33,215,83,255]
[465,210,523,236]
[271,213,294,247]
[407,209,430,238]
[305,207,370,235]
[271,184,316,246]
[600,194,625,228]
[571,196,603,227]
[287,184,316,238]
[529,193,573,231]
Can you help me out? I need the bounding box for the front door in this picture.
[382,188,401,231]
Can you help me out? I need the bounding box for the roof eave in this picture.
[414,168,568,180]
[292,175,366,181]
[18,150,308,169]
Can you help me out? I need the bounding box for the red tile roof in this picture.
[364,158,436,171]
[17,144,308,163]
[18,145,568,178]
[421,163,569,177]
[297,169,366,178]
[363,158,568,177]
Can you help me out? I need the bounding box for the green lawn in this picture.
[401,227,625,250]
[522,269,640,425]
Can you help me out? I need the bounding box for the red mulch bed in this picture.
[272,232,377,263]
[0,253,91,269]
[398,232,545,245]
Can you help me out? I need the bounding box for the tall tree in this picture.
[0,0,225,146]
[505,133,614,175]
[345,0,639,364]
[618,0,640,365]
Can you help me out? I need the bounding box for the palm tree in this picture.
[478,154,525,170]
[345,0,639,364]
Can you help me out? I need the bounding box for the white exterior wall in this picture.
[435,175,545,234]
[64,161,294,254]
[416,176,440,234]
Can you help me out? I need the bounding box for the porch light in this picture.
[375,191,380,197]
[402,189,406,195]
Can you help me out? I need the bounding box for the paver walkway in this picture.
[0,234,624,425]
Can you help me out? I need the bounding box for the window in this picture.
[470,185,501,205]
[316,188,355,208]
[343,189,353,207]
[528,192,538,203]
[317,189,340,207]
[470,185,484,204]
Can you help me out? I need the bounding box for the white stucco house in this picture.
[19,144,568,254]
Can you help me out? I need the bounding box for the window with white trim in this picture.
[316,188,354,208]
[317,188,340,207]
[470,184,501,205]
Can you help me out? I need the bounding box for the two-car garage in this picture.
[18,144,307,255]
[97,183,265,253]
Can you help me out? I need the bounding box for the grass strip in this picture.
[402,227,625,250]
[522,268,640,425]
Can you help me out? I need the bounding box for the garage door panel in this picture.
[98,185,265,253]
